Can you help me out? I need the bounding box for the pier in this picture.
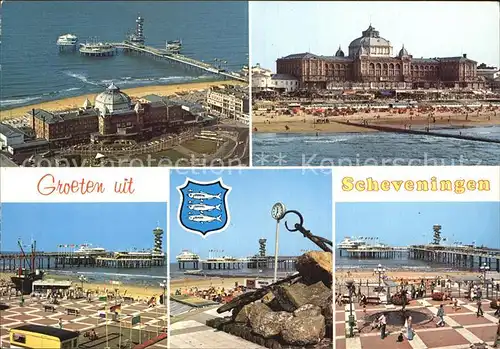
[409,245,500,272]
[177,255,298,271]
[334,121,500,144]
[342,247,408,259]
[111,41,246,82]
[0,252,165,270]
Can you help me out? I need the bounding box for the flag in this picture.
[110,304,121,313]
[99,296,107,302]
[131,314,141,326]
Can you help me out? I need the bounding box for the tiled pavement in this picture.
[336,296,500,349]
[169,307,265,349]
[0,296,168,348]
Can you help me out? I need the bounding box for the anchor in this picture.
[282,210,332,253]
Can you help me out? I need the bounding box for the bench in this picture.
[66,308,80,316]
[44,304,56,312]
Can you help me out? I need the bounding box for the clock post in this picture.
[271,202,286,283]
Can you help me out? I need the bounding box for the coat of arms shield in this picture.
[177,178,231,237]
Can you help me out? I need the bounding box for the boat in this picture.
[10,239,44,295]
[166,39,182,54]
[56,34,78,47]
[11,269,44,295]
[176,250,200,261]
[337,236,367,249]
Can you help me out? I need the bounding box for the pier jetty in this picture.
[176,251,298,271]
[334,120,500,144]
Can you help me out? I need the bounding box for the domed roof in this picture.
[94,83,131,116]
[335,46,345,57]
[398,45,409,58]
[348,25,392,56]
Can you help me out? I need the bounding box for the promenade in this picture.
[336,286,500,349]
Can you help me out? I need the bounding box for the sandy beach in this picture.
[0,80,245,121]
[170,276,247,292]
[335,269,478,283]
[253,110,500,133]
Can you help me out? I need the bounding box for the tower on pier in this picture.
[258,238,267,257]
[153,223,163,254]
[432,224,442,245]
[128,15,145,45]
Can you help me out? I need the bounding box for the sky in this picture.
[251,1,500,70]
[336,202,500,248]
[170,169,332,262]
[1,203,167,252]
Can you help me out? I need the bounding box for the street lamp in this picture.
[374,264,386,287]
[346,280,355,338]
[160,280,167,332]
[480,262,490,297]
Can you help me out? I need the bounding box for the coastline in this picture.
[0,80,246,120]
[252,111,500,134]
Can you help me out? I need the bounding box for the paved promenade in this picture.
[336,296,500,349]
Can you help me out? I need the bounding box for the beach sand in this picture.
[253,110,500,133]
[335,269,478,283]
[0,272,246,300]
[0,80,246,120]
[170,276,247,292]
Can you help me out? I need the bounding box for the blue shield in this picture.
[177,178,231,237]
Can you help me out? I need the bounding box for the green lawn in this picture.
[181,139,219,154]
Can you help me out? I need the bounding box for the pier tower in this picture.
[259,238,267,257]
[153,224,163,254]
[432,224,442,245]
[128,15,145,45]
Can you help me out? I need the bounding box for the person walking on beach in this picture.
[476,299,484,317]
[436,304,445,327]
[379,313,387,339]
[494,319,500,347]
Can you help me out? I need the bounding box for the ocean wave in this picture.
[304,138,350,144]
[0,96,42,107]
[63,71,101,86]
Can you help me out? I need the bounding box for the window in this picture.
[13,333,26,344]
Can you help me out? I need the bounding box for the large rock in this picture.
[273,284,299,312]
[233,303,254,323]
[251,311,293,338]
[296,251,332,286]
[293,304,322,317]
[281,315,326,345]
[286,281,331,309]
[248,302,271,327]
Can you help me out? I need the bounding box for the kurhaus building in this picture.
[30,83,199,146]
[276,25,484,90]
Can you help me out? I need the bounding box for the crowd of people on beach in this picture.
[173,284,245,304]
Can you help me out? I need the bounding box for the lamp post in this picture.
[480,262,490,297]
[160,280,167,332]
[374,264,386,288]
[271,202,286,283]
[346,280,355,338]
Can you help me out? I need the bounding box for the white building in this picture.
[251,63,272,77]
[0,123,24,149]
[477,68,500,80]
[206,85,249,125]
[252,72,299,93]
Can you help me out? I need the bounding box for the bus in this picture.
[10,324,79,349]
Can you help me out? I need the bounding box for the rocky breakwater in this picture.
[206,251,332,349]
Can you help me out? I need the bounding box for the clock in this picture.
[271,202,286,221]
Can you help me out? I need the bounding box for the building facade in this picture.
[0,123,25,149]
[276,25,484,90]
[30,84,199,146]
[252,72,299,93]
[206,86,250,125]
